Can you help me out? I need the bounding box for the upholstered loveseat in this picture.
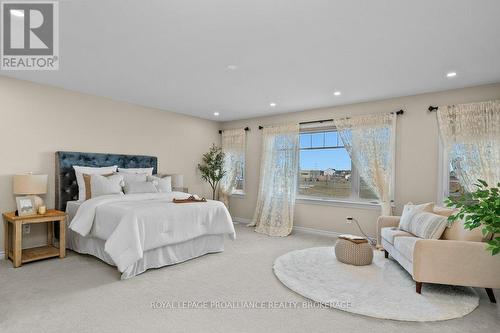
[377,207,500,303]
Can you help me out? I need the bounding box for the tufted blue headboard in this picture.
[55,151,158,211]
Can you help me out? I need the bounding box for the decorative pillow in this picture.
[118,172,147,185]
[117,167,154,176]
[124,181,159,194]
[84,174,124,198]
[399,202,434,232]
[83,172,114,199]
[73,165,118,201]
[147,175,172,193]
[407,212,448,239]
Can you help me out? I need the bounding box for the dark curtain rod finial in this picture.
[428,106,438,112]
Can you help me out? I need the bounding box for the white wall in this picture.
[0,76,220,249]
[222,83,500,237]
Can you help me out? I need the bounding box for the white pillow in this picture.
[90,174,124,198]
[117,167,154,176]
[399,202,434,232]
[124,181,158,194]
[118,172,147,185]
[73,165,118,201]
[147,175,172,193]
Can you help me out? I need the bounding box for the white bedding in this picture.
[69,192,235,273]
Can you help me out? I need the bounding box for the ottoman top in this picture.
[338,234,368,244]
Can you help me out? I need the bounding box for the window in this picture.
[298,129,378,202]
[438,140,466,204]
[234,159,245,193]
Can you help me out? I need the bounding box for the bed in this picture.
[56,151,235,279]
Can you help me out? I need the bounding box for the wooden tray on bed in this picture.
[173,196,207,203]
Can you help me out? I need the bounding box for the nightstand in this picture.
[3,209,66,267]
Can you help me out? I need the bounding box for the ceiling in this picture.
[3,0,500,121]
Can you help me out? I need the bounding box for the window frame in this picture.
[230,138,246,197]
[232,160,246,196]
[437,137,449,206]
[296,128,379,205]
[437,136,467,206]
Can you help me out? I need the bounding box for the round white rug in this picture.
[273,247,479,321]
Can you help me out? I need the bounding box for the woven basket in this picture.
[334,238,373,266]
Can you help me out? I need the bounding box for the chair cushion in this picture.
[442,218,484,241]
[394,236,420,262]
[381,227,414,245]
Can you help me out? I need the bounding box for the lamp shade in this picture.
[171,174,184,188]
[13,174,48,195]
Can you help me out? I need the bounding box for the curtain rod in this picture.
[219,127,249,134]
[428,106,438,112]
[258,110,404,130]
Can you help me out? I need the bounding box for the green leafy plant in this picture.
[445,180,500,255]
[198,144,225,200]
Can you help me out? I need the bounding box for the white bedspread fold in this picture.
[70,192,235,272]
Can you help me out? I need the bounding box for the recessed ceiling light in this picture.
[10,9,24,17]
[269,102,277,107]
[213,112,220,116]
[446,72,457,78]
[227,65,238,70]
[333,91,341,96]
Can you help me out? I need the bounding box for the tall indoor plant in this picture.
[445,180,500,255]
[198,144,225,200]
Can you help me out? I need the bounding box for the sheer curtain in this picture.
[334,113,396,216]
[437,100,500,192]
[250,124,299,237]
[219,128,246,208]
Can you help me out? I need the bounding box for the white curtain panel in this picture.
[219,128,246,208]
[334,113,396,216]
[250,123,300,237]
[437,100,500,192]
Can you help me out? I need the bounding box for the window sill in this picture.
[295,196,381,210]
[231,191,246,198]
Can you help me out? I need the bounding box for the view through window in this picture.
[298,129,377,201]
[235,160,244,192]
[448,155,465,198]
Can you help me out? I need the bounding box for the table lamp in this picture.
[13,173,48,210]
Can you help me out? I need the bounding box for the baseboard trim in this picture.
[232,217,252,225]
[292,225,343,238]
[232,217,340,238]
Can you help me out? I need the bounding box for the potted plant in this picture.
[445,180,500,255]
[198,144,225,200]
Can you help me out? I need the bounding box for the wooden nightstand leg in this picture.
[47,221,53,246]
[59,218,66,258]
[13,221,22,267]
[3,221,8,259]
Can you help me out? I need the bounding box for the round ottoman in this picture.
[334,234,373,266]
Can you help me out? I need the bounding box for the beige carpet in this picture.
[0,224,499,333]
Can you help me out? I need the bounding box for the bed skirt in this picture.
[67,230,225,279]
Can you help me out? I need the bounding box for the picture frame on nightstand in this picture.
[15,196,36,216]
